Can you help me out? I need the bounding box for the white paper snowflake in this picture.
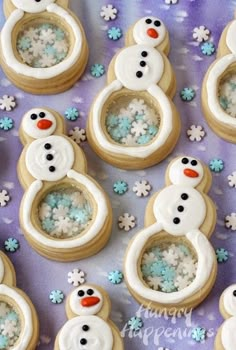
[52,205,69,220]
[0,95,16,111]
[39,54,56,68]
[174,275,189,290]
[39,203,51,221]
[142,252,157,265]
[118,213,136,232]
[147,276,163,290]
[19,50,34,64]
[133,180,152,197]
[29,41,45,57]
[67,268,86,286]
[121,134,138,146]
[187,125,205,142]
[225,213,236,230]
[228,172,236,188]
[131,120,148,137]
[145,108,159,125]
[0,190,10,207]
[54,217,73,234]
[165,0,178,4]
[192,26,210,42]
[100,4,118,21]
[0,303,9,317]
[128,98,147,115]
[69,127,87,144]
[24,27,39,41]
[162,248,179,266]
[39,28,56,44]
[182,260,197,279]
[1,319,17,337]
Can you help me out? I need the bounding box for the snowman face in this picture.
[11,0,55,13]
[133,16,166,47]
[169,157,204,187]
[223,284,236,316]
[69,286,104,316]
[22,108,57,139]
[115,45,164,90]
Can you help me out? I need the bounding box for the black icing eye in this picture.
[191,160,198,166]
[39,112,46,118]
[145,18,152,24]
[30,113,37,120]
[49,166,55,172]
[87,289,94,296]
[78,290,85,297]
[44,143,51,150]
[136,71,143,78]
[181,157,189,164]
[141,51,148,57]
[233,290,236,297]
[154,20,161,27]
[140,61,146,67]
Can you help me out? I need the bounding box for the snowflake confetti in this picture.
[187,125,205,141]
[108,270,123,284]
[225,213,236,230]
[228,172,236,188]
[215,248,229,263]
[209,158,224,173]
[67,269,86,286]
[113,181,128,195]
[4,238,19,253]
[0,117,14,131]
[49,290,64,304]
[65,107,79,121]
[69,127,86,144]
[201,42,215,56]
[0,190,10,207]
[132,180,152,197]
[192,26,210,42]
[100,4,118,21]
[128,316,143,332]
[180,87,195,101]
[0,95,16,111]
[191,327,206,342]
[90,64,105,78]
[118,213,136,231]
[107,27,122,40]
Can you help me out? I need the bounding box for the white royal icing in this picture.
[222,317,236,350]
[22,170,108,249]
[11,0,55,13]
[206,54,236,127]
[25,135,74,181]
[1,4,83,79]
[133,17,166,47]
[226,20,236,55]
[58,316,113,350]
[70,286,103,316]
[0,257,4,284]
[22,108,57,139]
[223,284,236,316]
[92,80,173,158]
[168,157,204,187]
[0,284,33,350]
[114,45,164,90]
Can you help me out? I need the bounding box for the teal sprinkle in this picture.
[0,335,8,349]
[57,197,72,208]
[7,311,19,322]
[42,218,55,233]
[148,124,158,136]
[135,114,145,121]
[201,42,215,56]
[161,280,176,293]
[90,64,105,78]
[118,117,132,130]
[49,290,64,304]
[150,261,167,277]
[119,126,130,138]
[209,158,224,173]
[17,36,31,51]
[69,208,89,224]
[128,316,143,332]
[141,263,153,277]
[229,81,236,91]
[55,28,65,41]
[108,270,123,284]
[191,327,206,342]
[0,117,14,131]
[40,23,52,31]
[150,247,162,259]
[4,238,19,253]
[45,194,58,208]
[179,244,190,256]
[55,51,67,63]
[106,115,119,128]
[44,44,57,56]
[137,134,152,145]
[113,180,128,195]
[216,248,229,263]
[107,27,123,40]
[109,127,122,142]
[65,107,79,121]
[161,266,176,282]
[180,87,195,101]
[219,96,229,110]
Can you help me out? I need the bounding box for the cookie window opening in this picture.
[104,94,160,147]
[0,301,21,349]
[37,185,94,240]
[218,69,236,118]
[140,238,198,293]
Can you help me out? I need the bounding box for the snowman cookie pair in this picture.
[124,156,217,312]
[0,0,88,94]
[0,251,39,349]
[55,284,124,350]
[18,107,112,261]
[202,13,236,143]
[87,16,181,169]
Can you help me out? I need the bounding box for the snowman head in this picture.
[168,156,204,188]
[222,284,236,317]
[11,0,55,13]
[22,108,57,139]
[133,16,166,47]
[226,20,236,54]
[69,285,104,317]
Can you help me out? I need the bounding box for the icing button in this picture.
[49,166,55,172]
[173,217,180,224]
[80,339,87,345]
[82,325,89,331]
[181,193,189,200]
[44,143,51,150]
[177,205,184,212]
[141,51,148,57]
[46,154,53,161]
[136,71,143,78]
[140,61,146,67]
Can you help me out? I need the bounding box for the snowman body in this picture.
[221,317,236,350]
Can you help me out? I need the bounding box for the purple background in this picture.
[0,0,236,348]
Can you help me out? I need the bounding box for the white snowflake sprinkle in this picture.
[19,50,34,64]
[69,127,87,144]
[119,108,134,119]
[24,27,39,41]
[53,40,68,53]
[0,95,16,111]
[162,248,179,266]
[165,0,178,4]
[131,120,148,137]
[118,213,136,232]
[39,203,51,221]
[1,319,17,338]
[145,109,159,125]
[187,125,205,142]
[0,303,9,317]
[121,134,138,146]
[142,252,157,265]
[192,26,210,42]
[133,180,152,197]
[52,205,69,220]
[228,172,236,188]
[100,4,118,21]
[0,190,10,207]
[182,260,197,279]
[67,268,86,286]
[225,213,236,230]
[39,28,56,44]
[174,275,189,290]
[39,54,56,68]
[128,98,147,115]
[29,41,45,57]
[54,217,73,234]
[147,276,163,290]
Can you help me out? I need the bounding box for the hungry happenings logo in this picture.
[121,303,215,346]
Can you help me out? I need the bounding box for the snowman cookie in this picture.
[87,16,180,169]
[215,284,236,350]
[202,14,236,142]
[0,0,88,94]
[18,107,112,261]
[54,284,124,350]
[0,251,39,349]
[124,156,217,312]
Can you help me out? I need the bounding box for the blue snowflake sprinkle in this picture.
[216,248,229,263]
[137,134,152,145]
[109,127,123,142]
[179,244,190,256]
[45,194,58,208]
[118,117,132,130]
[107,27,123,40]
[70,208,89,224]
[44,44,57,56]
[65,107,80,121]
[55,51,67,63]
[161,280,176,293]
[150,247,162,259]
[42,218,55,233]
[148,124,158,136]
[209,158,224,173]
[4,238,19,253]
[128,316,143,332]
[17,36,31,51]
[219,96,229,110]
[201,42,215,56]
[108,270,123,284]
[57,197,72,208]
[135,114,145,121]
[141,263,153,277]
[90,64,105,78]
[113,180,128,195]
[55,28,65,41]
[49,290,64,304]
[0,335,8,349]
[40,23,52,31]
[106,115,119,128]
[0,117,14,131]
[6,311,19,322]
[162,266,176,282]
[151,260,167,277]
[180,87,196,101]
[191,327,206,342]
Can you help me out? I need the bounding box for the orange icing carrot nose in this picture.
[147,28,158,38]
[81,296,100,307]
[37,119,53,130]
[183,168,199,178]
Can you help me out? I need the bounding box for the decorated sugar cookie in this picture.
[215,284,236,350]
[87,16,180,169]
[124,156,217,312]
[202,14,236,142]
[0,0,88,94]
[0,251,39,349]
[54,284,124,350]
[18,108,112,261]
